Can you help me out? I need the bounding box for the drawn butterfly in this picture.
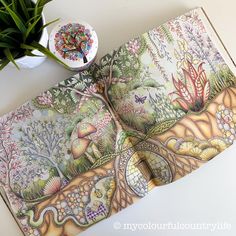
[135,95,147,104]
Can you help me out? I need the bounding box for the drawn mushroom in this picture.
[71,122,98,163]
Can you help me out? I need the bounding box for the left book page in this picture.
[0,74,137,236]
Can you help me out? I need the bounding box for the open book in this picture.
[0,7,236,236]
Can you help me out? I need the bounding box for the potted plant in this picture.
[0,0,64,70]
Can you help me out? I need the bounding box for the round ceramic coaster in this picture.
[49,20,98,71]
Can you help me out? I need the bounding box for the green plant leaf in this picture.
[0,59,10,70]
[12,0,17,12]
[0,34,19,46]
[25,49,41,57]
[21,41,69,68]
[26,14,41,25]
[0,28,21,35]
[0,42,15,48]
[0,28,21,45]
[0,9,11,25]
[0,0,27,34]
[3,48,19,69]
[25,7,35,12]
[34,0,52,17]
[20,43,36,50]
[24,15,42,41]
[0,0,61,70]
[19,0,30,20]
[0,28,20,45]
[39,18,59,31]
[24,0,33,8]
[38,0,53,6]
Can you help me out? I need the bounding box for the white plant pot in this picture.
[10,13,49,69]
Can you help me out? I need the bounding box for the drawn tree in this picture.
[0,105,32,190]
[32,43,146,211]
[32,38,204,212]
[34,42,145,144]
[18,118,69,182]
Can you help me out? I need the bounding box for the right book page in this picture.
[102,7,236,190]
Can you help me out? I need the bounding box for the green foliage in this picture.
[113,46,140,78]
[62,157,92,178]
[75,157,92,173]
[159,25,173,43]
[95,121,116,154]
[22,182,43,201]
[19,168,58,202]
[116,130,143,151]
[67,97,117,156]
[147,119,177,136]
[210,68,236,99]
[119,106,155,133]
[0,0,65,70]
[91,153,117,168]
[33,88,78,115]
[109,83,129,100]
[98,37,145,80]
[49,88,77,114]
[149,92,184,123]
[142,79,162,88]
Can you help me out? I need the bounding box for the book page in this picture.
[100,7,236,184]
[1,7,236,236]
[0,66,150,235]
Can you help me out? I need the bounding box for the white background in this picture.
[0,0,236,235]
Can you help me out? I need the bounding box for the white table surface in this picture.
[0,0,236,235]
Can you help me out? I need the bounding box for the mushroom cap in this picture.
[71,138,91,159]
[77,122,97,138]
